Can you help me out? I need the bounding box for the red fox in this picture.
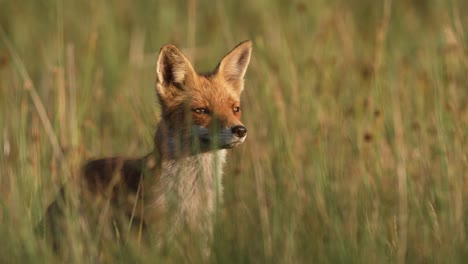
[43,41,252,248]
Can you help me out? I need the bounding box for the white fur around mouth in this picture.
[221,135,246,149]
[198,137,245,149]
[221,141,242,149]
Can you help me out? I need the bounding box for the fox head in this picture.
[155,41,252,157]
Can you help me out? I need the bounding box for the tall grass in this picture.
[1,0,467,263]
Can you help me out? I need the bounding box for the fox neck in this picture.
[155,121,211,160]
[148,123,227,226]
[149,148,227,229]
[160,149,227,202]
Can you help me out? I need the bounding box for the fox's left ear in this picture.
[217,40,252,86]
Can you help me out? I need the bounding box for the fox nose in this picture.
[231,125,247,138]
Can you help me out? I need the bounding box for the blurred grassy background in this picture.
[1,0,467,263]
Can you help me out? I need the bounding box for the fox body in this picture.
[45,41,252,245]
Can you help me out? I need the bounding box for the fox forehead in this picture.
[187,74,242,108]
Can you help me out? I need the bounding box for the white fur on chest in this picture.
[150,150,227,226]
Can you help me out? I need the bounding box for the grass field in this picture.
[1,0,467,263]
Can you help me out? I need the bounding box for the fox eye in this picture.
[193,107,209,114]
[233,106,241,113]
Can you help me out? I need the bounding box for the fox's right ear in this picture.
[156,44,195,92]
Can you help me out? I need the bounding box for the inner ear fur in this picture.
[156,45,195,92]
[217,40,252,83]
